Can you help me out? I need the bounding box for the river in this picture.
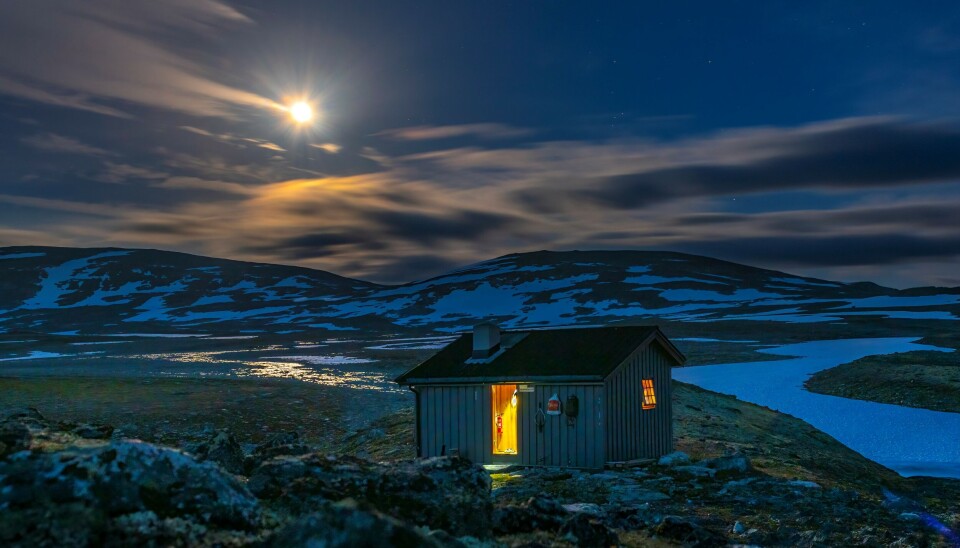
[673,337,960,478]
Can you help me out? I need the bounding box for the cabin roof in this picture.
[394,325,685,384]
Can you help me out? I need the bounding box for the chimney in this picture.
[472,322,501,359]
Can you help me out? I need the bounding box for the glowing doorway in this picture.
[492,384,518,455]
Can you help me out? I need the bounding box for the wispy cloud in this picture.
[20,133,114,156]
[5,116,960,285]
[0,1,280,118]
[311,143,342,154]
[376,123,532,141]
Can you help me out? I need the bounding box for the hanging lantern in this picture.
[546,393,562,416]
[510,388,518,407]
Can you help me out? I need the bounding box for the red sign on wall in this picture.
[546,393,562,416]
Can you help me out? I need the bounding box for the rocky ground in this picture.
[3,380,960,546]
[805,350,960,414]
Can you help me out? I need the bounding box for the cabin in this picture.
[394,323,685,469]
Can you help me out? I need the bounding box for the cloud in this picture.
[368,209,522,245]
[256,142,286,152]
[673,234,960,268]
[20,133,113,156]
[311,143,342,154]
[96,163,170,184]
[0,1,279,118]
[376,123,532,141]
[6,115,960,286]
[518,118,960,211]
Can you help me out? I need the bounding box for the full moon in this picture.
[289,101,313,124]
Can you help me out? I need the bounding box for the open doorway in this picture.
[492,384,518,455]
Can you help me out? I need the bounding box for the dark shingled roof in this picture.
[395,325,685,384]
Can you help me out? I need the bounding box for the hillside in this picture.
[805,350,960,413]
[4,381,959,546]
[1,246,959,337]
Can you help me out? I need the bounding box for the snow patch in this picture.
[0,252,45,260]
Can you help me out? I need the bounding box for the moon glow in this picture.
[289,101,313,124]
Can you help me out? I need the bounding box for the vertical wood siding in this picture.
[418,383,605,468]
[604,346,674,461]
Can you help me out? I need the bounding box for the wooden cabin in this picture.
[394,323,685,469]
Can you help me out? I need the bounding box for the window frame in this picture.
[642,378,656,410]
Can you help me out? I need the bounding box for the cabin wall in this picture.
[604,345,674,462]
[417,385,491,462]
[519,384,605,469]
[416,383,605,468]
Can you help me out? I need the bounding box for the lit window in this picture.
[642,379,656,410]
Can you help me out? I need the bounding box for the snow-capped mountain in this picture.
[1,247,958,335]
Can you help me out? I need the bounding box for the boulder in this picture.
[655,516,726,547]
[243,431,312,474]
[195,430,245,475]
[657,451,691,467]
[70,423,114,440]
[700,453,752,477]
[492,495,568,534]
[672,465,716,479]
[559,513,619,547]
[249,454,491,538]
[562,502,604,517]
[1,409,95,456]
[0,415,32,458]
[268,499,454,547]
[606,484,671,504]
[0,439,261,546]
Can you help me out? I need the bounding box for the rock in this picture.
[492,496,568,534]
[672,465,716,479]
[607,484,671,504]
[0,415,32,458]
[898,512,921,521]
[881,489,921,514]
[732,520,745,534]
[197,430,245,475]
[588,472,619,481]
[0,439,261,546]
[718,477,757,495]
[701,453,752,477]
[559,513,619,547]
[788,480,821,489]
[106,510,261,546]
[243,431,312,474]
[655,516,726,547]
[0,408,80,457]
[70,423,114,440]
[658,451,691,466]
[249,454,491,538]
[562,502,604,517]
[268,499,452,547]
[542,470,574,481]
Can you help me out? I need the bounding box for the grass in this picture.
[804,350,960,413]
[672,381,902,490]
[0,376,350,448]
[672,381,960,520]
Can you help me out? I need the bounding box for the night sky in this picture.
[2,1,960,287]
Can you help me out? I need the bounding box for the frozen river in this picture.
[674,337,960,478]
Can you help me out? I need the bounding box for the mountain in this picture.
[1,246,958,336]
